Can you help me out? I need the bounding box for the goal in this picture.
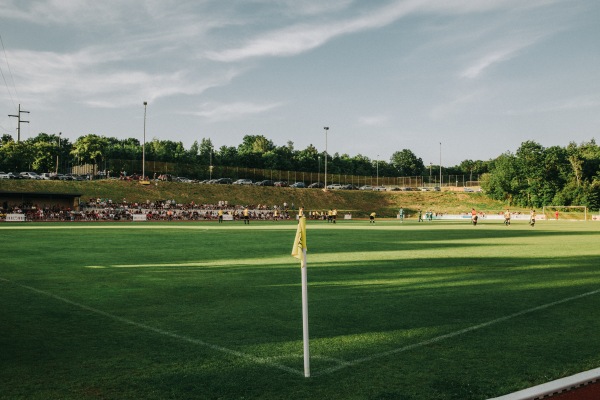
[542,206,588,221]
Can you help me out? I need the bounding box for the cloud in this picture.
[460,34,547,79]
[206,1,422,62]
[188,101,284,122]
[205,0,559,63]
[358,115,391,127]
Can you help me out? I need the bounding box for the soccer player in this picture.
[243,207,250,224]
[332,208,337,224]
[218,209,223,223]
[504,209,511,226]
[399,207,404,223]
[471,208,478,226]
[369,212,376,223]
[530,209,536,227]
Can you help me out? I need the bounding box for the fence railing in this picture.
[71,159,480,187]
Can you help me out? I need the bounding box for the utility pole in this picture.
[8,104,30,142]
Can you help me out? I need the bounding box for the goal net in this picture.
[542,206,588,221]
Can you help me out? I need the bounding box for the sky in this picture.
[0,0,598,166]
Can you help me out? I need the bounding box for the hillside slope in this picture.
[1,179,513,217]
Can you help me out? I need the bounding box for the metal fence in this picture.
[71,159,480,187]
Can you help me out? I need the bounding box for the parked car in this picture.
[0,171,17,179]
[233,179,253,185]
[38,173,56,180]
[255,180,274,186]
[359,185,373,191]
[463,187,474,192]
[372,186,387,191]
[19,172,42,180]
[289,182,306,188]
[308,182,324,189]
[326,184,343,190]
[175,177,193,183]
[274,181,288,187]
[214,178,232,184]
[341,184,359,190]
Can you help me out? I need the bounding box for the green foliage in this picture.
[484,140,600,210]
[390,149,425,175]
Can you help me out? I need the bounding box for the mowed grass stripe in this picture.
[2,221,600,399]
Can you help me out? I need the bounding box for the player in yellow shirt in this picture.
[218,209,223,223]
[243,207,250,224]
[369,212,376,223]
[332,208,337,224]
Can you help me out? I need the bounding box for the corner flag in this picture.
[291,215,310,377]
[291,216,307,263]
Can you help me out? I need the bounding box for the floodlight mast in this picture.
[323,127,329,189]
[143,102,147,180]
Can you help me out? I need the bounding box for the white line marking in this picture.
[0,277,303,376]
[314,288,600,376]
[2,277,598,378]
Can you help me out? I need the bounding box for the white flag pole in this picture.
[301,248,310,378]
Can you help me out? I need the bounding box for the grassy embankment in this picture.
[1,179,515,217]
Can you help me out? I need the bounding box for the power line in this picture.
[0,33,18,111]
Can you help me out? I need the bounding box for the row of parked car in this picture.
[0,171,90,180]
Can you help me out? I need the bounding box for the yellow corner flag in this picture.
[291,216,307,263]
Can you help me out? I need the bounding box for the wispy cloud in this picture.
[188,101,284,122]
[460,34,547,79]
[357,115,391,127]
[206,1,422,62]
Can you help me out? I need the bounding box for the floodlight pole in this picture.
[376,155,379,186]
[143,102,147,180]
[55,132,61,174]
[324,127,329,189]
[439,142,442,188]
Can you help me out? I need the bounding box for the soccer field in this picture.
[1,220,600,400]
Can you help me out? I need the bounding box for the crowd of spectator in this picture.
[0,198,295,222]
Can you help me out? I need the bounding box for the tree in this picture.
[71,134,109,177]
[390,149,424,176]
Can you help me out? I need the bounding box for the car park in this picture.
[289,182,306,188]
[233,179,253,185]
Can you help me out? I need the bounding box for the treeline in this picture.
[0,133,486,178]
[1,132,598,209]
[481,140,600,210]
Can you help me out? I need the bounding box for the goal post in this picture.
[542,206,588,221]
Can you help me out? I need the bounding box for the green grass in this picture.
[1,219,600,399]
[0,178,515,217]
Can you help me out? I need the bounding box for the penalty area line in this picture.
[0,277,303,377]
